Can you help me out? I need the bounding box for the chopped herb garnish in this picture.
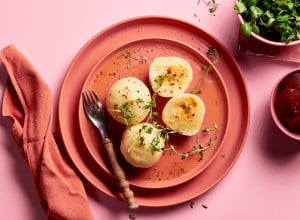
[145,126,153,134]
[139,136,145,146]
[151,135,162,151]
[112,98,147,126]
[154,74,167,89]
[134,124,164,152]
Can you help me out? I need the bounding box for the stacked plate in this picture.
[58,16,250,207]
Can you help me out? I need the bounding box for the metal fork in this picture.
[82,90,139,209]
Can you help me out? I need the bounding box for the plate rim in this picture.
[77,36,231,189]
[58,15,250,207]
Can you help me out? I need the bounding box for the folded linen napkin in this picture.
[0,45,94,220]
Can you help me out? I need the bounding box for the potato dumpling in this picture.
[162,93,205,136]
[149,57,193,97]
[120,123,164,168]
[106,77,151,126]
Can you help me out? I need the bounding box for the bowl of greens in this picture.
[234,0,300,46]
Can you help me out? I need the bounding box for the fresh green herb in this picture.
[154,74,167,89]
[151,135,162,151]
[145,93,158,123]
[164,128,218,160]
[113,102,135,124]
[234,0,300,43]
[145,126,153,134]
[155,126,216,160]
[135,124,164,152]
[139,136,146,146]
[113,98,146,126]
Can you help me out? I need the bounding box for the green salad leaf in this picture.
[234,0,300,43]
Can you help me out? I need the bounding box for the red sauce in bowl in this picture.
[274,71,300,134]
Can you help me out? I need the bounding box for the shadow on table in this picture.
[84,176,195,219]
[237,34,300,63]
[261,101,300,162]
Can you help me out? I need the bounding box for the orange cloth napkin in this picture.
[0,45,94,220]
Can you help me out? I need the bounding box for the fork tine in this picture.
[86,90,93,105]
[82,90,101,113]
[87,90,96,108]
[90,90,102,108]
[90,90,99,101]
[82,92,90,114]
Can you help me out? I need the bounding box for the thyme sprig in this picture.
[124,51,147,69]
[112,98,146,127]
[198,0,220,14]
[203,123,218,134]
[206,46,218,63]
[202,46,219,79]
[132,123,164,152]
[145,92,159,123]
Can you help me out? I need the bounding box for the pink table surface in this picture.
[1,1,300,219]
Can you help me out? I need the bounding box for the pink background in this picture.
[1,0,300,219]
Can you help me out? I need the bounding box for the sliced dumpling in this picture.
[120,123,164,168]
[106,77,151,126]
[149,56,193,97]
[162,93,205,136]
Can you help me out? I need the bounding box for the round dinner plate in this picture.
[78,37,230,189]
[58,16,249,207]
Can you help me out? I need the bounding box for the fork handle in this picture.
[103,137,139,209]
